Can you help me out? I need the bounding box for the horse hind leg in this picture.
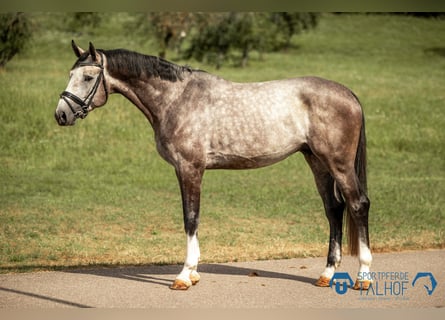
[303,152,345,287]
[334,169,372,290]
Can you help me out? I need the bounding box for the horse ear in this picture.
[89,42,97,62]
[71,40,84,58]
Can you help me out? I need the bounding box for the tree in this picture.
[270,13,319,50]
[230,13,259,68]
[67,12,102,35]
[0,13,32,68]
[130,12,194,59]
[185,13,234,69]
[185,12,320,69]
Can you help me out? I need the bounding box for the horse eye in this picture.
[84,75,93,82]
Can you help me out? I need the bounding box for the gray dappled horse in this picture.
[55,41,372,290]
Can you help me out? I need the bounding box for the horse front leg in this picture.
[170,164,204,290]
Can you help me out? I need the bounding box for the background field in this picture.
[0,13,444,272]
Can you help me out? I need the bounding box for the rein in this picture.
[60,52,108,119]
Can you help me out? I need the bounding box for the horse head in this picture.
[55,40,108,126]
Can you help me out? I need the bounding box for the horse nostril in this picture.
[61,111,67,123]
[55,110,67,125]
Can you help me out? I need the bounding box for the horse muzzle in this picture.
[55,100,77,126]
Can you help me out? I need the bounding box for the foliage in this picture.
[184,13,234,69]
[184,12,319,68]
[127,13,194,58]
[129,12,319,68]
[270,12,319,49]
[0,13,32,68]
[67,12,102,35]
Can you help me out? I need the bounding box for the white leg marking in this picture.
[320,243,341,279]
[175,233,200,286]
[358,239,372,274]
[321,266,336,280]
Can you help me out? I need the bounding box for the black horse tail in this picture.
[343,105,368,256]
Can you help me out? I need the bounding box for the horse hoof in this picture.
[353,280,372,290]
[190,271,200,285]
[315,276,331,287]
[170,279,191,290]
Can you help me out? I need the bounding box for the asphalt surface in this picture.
[0,250,444,308]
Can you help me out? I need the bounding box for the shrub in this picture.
[0,13,32,68]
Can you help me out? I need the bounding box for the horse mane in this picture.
[101,49,193,82]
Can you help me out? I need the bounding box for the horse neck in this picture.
[107,72,186,127]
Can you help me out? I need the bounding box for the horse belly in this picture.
[205,145,300,169]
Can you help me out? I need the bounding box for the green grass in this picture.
[0,13,444,272]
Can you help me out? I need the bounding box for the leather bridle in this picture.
[59,52,108,119]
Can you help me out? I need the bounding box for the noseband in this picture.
[60,52,108,119]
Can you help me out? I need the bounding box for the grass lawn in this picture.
[0,13,444,272]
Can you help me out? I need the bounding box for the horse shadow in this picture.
[66,262,317,288]
[0,263,317,308]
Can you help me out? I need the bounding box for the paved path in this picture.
[0,250,444,308]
